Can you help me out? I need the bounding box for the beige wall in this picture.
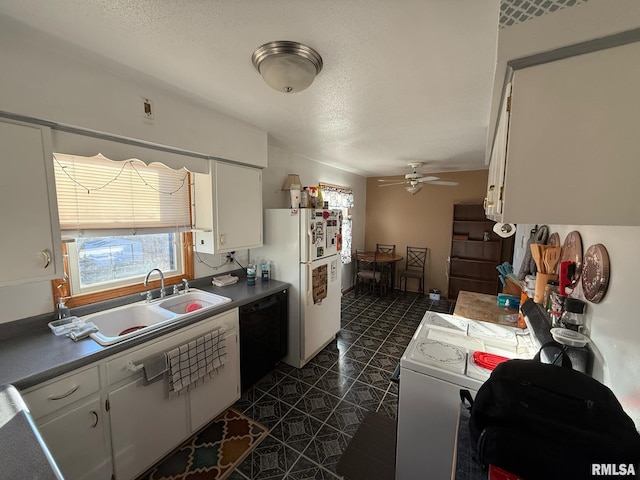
[364,170,489,295]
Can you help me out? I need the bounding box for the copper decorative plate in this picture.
[548,232,560,247]
[581,243,610,303]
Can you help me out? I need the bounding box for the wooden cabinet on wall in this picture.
[486,39,640,226]
[0,118,63,286]
[448,203,513,300]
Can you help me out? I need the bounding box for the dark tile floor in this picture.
[228,290,455,480]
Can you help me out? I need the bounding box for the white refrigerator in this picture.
[252,208,342,368]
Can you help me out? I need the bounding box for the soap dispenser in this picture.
[57,296,70,319]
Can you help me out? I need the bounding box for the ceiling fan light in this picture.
[405,185,422,195]
[252,41,323,93]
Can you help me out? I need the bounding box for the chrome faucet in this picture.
[144,268,165,299]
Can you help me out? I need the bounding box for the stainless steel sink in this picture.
[86,289,231,346]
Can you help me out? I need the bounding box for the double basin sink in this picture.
[84,289,231,346]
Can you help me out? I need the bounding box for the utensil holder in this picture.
[534,273,557,304]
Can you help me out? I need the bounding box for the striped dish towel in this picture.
[166,327,227,397]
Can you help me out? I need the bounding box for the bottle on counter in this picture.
[300,188,309,208]
[247,263,257,286]
[261,260,270,282]
[316,185,324,209]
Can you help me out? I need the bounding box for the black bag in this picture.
[465,359,640,479]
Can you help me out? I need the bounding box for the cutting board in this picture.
[453,291,519,326]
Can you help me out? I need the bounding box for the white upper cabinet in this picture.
[194,161,263,253]
[491,40,640,226]
[0,118,62,286]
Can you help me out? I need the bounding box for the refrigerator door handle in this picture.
[305,263,312,306]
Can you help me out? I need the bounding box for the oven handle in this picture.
[390,363,401,384]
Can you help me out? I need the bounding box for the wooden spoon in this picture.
[544,246,561,275]
[530,243,544,273]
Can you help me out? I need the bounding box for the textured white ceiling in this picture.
[0,0,499,177]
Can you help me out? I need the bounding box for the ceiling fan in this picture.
[378,162,459,195]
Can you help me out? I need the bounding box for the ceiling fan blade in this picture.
[378,181,408,187]
[428,180,458,186]
[416,176,440,183]
[377,178,406,183]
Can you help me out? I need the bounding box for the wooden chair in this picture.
[398,246,428,293]
[354,250,388,297]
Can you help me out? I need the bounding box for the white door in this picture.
[189,330,240,432]
[109,377,188,480]
[0,119,62,286]
[214,162,262,251]
[301,209,340,262]
[37,396,111,480]
[300,256,341,365]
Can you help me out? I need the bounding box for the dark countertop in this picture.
[0,384,64,479]
[0,273,289,390]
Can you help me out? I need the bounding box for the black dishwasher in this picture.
[239,289,288,390]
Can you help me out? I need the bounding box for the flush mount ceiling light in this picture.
[252,41,323,93]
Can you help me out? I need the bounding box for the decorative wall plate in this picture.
[560,231,583,285]
[581,243,610,303]
[548,232,560,247]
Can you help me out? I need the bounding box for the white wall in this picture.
[0,15,267,167]
[261,139,367,290]
[514,225,640,428]
[493,1,640,428]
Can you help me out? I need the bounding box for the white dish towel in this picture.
[166,327,227,397]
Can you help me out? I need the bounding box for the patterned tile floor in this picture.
[227,290,455,480]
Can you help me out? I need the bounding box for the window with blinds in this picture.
[54,153,191,235]
[53,152,192,294]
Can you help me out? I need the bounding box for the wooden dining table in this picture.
[354,251,404,291]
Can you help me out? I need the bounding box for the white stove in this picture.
[396,311,535,480]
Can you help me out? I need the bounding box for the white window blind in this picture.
[54,153,191,235]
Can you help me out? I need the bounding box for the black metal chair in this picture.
[375,244,396,290]
[354,250,388,297]
[376,243,396,255]
[398,246,428,293]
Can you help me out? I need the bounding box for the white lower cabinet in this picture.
[108,376,188,480]
[189,330,239,432]
[23,308,240,480]
[36,396,111,480]
[22,364,111,480]
[106,308,240,479]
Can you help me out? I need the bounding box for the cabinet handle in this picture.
[90,410,99,428]
[41,250,51,269]
[48,385,78,400]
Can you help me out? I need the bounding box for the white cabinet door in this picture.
[109,377,188,480]
[214,161,262,252]
[193,162,263,254]
[0,118,62,286]
[485,84,511,220]
[37,396,111,480]
[189,330,240,432]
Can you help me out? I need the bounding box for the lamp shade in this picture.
[252,41,323,93]
[282,174,301,190]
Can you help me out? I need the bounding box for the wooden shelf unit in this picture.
[447,203,514,300]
